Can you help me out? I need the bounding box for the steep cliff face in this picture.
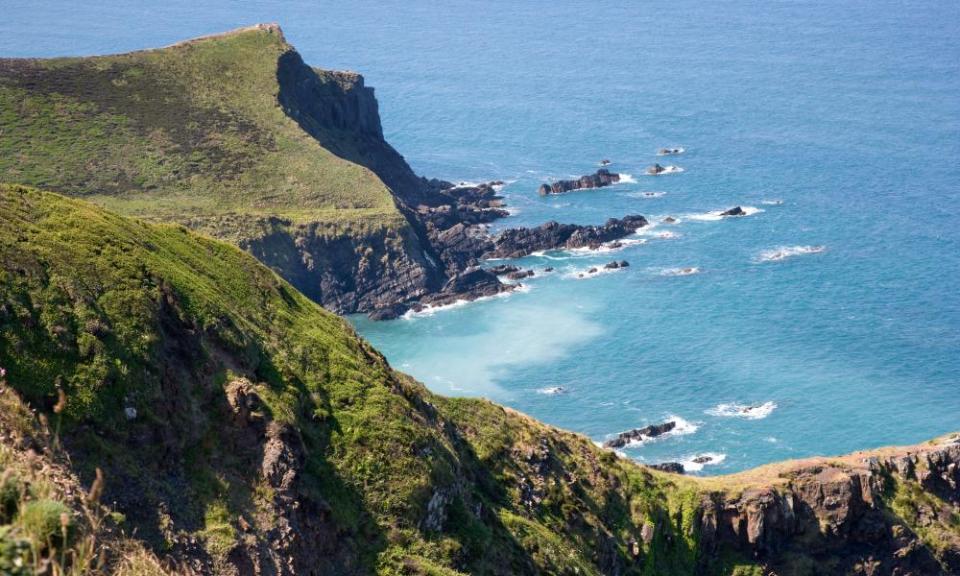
[275,51,436,208]
[232,216,443,312]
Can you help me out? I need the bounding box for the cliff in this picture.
[0,24,447,315]
[1,185,957,575]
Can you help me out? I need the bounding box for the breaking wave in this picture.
[705,401,778,420]
[755,245,826,262]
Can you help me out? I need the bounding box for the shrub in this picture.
[18,499,72,549]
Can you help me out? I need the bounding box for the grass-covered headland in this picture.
[0,25,442,315]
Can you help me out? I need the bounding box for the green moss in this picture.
[202,500,237,559]
[889,474,960,562]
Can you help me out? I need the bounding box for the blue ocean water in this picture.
[4,1,959,474]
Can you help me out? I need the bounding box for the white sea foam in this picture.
[623,191,667,199]
[564,264,627,280]
[755,245,826,262]
[616,415,701,448]
[761,199,784,206]
[659,267,700,276]
[706,401,778,420]
[537,386,567,395]
[567,237,646,254]
[402,285,532,318]
[668,415,700,436]
[645,165,684,175]
[618,173,638,184]
[679,452,727,472]
[688,206,763,221]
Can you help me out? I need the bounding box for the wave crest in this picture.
[756,245,826,262]
[706,401,777,420]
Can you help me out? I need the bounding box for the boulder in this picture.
[720,206,746,217]
[650,462,685,474]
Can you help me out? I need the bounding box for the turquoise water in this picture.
[4,1,959,474]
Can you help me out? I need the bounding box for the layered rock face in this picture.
[697,435,960,575]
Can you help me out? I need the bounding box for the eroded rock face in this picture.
[697,436,960,575]
[537,169,621,195]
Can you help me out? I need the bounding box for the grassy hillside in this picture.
[0,185,713,574]
[0,24,400,228]
[2,186,958,575]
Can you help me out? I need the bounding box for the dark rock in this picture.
[646,163,666,175]
[538,169,621,196]
[604,260,629,269]
[587,268,598,274]
[486,215,648,259]
[600,159,611,166]
[488,264,521,276]
[720,206,746,217]
[603,421,676,449]
[367,304,409,321]
[543,267,554,273]
[506,269,534,280]
[650,462,685,474]
[663,216,677,224]
[691,455,713,465]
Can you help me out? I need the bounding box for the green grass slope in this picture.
[0,185,711,575]
[0,24,402,229]
[2,185,958,575]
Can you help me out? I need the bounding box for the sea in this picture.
[4,0,959,475]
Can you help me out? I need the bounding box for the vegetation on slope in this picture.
[0,185,714,574]
[2,185,958,575]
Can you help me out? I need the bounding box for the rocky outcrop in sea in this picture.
[537,169,621,195]
[485,215,648,259]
